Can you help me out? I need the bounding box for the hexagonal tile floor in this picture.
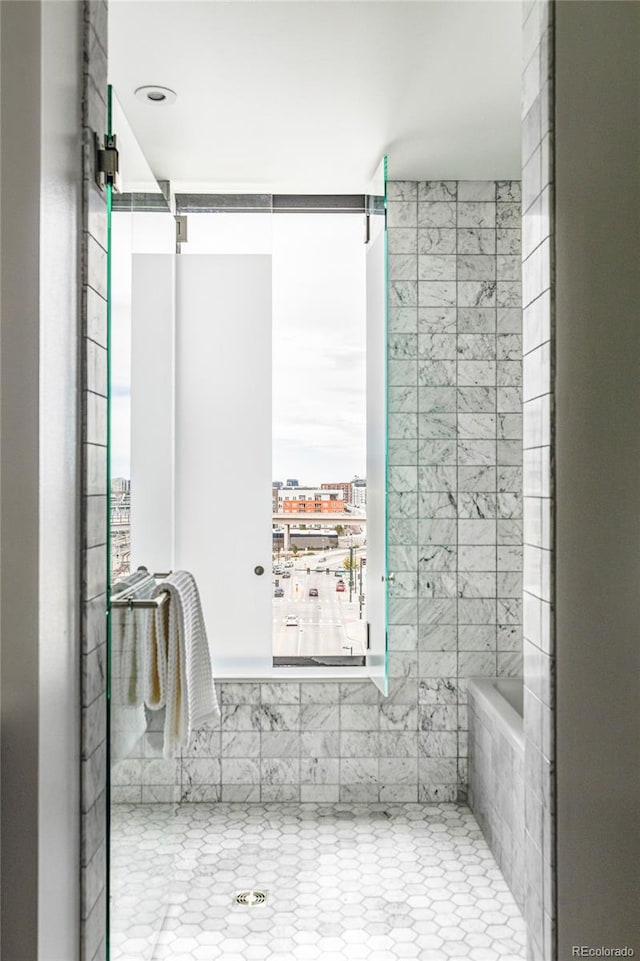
[111,803,525,961]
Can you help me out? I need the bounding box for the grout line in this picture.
[455,187,461,793]
[495,183,499,680]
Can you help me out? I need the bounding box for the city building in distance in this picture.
[276,486,345,514]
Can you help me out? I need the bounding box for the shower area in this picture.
[106,94,528,961]
[100,3,546,958]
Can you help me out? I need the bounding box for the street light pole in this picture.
[349,544,354,602]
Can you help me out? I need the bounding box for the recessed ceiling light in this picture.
[135,85,177,105]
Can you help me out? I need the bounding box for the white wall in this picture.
[0,2,82,957]
[38,4,82,956]
[555,2,640,954]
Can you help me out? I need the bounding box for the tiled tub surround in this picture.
[468,677,525,912]
[111,179,524,806]
[111,801,527,961]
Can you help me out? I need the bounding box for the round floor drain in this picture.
[234,890,267,906]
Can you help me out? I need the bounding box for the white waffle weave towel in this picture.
[149,570,220,757]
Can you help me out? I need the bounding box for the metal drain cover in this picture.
[234,890,267,906]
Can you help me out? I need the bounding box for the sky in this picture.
[110,212,367,485]
[271,214,366,485]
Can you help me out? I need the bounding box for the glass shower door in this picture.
[106,86,178,961]
[365,156,389,696]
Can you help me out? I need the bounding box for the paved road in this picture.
[272,549,367,657]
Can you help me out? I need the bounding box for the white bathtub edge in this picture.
[467,676,525,753]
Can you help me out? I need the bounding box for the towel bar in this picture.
[110,591,169,610]
[111,566,172,610]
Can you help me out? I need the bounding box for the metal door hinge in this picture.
[95,133,120,191]
[176,215,188,245]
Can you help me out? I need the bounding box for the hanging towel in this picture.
[110,569,153,760]
[112,571,153,707]
[145,597,168,711]
[149,570,220,758]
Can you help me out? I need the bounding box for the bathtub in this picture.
[467,677,525,911]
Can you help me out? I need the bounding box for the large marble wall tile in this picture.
[418,254,457,281]
[220,682,261,704]
[301,703,340,730]
[260,682,300,703]
[220,704,259,731]
[458,181,497,202]
[221,732,260,757]
[261,732,301,758]
[340,758,379,783]
[339,732,380,758]
[300,732,340,757]
[300,757,339,784]
[261,758,300,785]
[379,731,419,756]
[255,704,300,731]
[339,704,379,730]
[387,201,418,228]
[220,758,261,785]
[379,756,418,784]
[418,181,457,202]
[388,228,418,255]
[418,201,457,228]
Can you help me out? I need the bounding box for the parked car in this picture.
[336,583,345,592]
[315,565,325,572]
[309,587,319,597]
[284,560,294,568]
[281,570,291,578]
[285,614,298,626]
[274,587,284,597]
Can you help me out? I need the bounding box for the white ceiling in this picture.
[109,1,522,194]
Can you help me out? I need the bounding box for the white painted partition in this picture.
[175,256,273,672]
[131,254,175,572]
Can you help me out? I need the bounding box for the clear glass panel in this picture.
[271,213,367,665]
[107,87,177,961]
[365,156,389,696]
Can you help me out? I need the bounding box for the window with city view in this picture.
[110,201,381,676]
[271,214,367,664]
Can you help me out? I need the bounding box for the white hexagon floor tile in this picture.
[111,803,526,961]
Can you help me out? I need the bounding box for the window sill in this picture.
[273,655,365,669]
[212,662,370,682]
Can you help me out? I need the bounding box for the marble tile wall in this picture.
[81,3,109,961]
[521,3,556,960]
[113,679,423,805]
[111,178,524,808]
[386,177,524,802]
[468,683,525,911]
